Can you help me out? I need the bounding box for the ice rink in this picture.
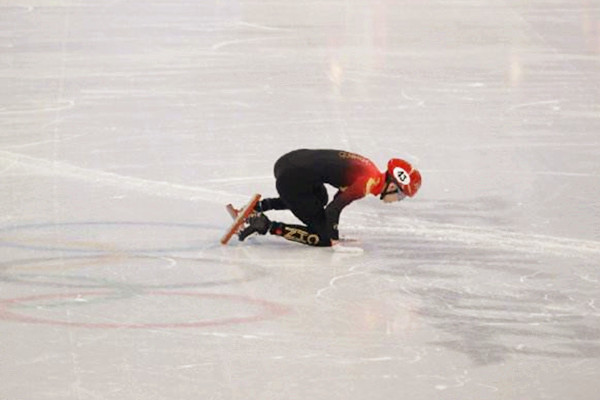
[1,0,600,399]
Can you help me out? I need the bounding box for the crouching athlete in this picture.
[239,149,422,247]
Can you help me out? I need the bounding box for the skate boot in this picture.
[238,213,272,241]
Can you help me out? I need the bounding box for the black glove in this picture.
[330,223,339,240]
[324,208,340,240]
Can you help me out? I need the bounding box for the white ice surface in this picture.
[1,0,600,399]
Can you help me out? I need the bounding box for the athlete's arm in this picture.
[324,182,366,239]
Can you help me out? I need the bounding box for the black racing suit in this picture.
[259,149,384,247]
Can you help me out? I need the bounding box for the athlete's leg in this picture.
[313,183,329,208]
[255,158,333,247]
[270,176,333,246]
[256,197,288,212]
[269,222,330,247]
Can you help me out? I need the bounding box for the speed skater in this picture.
[238,149,422,247]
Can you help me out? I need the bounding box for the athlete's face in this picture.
[381,182,407,203]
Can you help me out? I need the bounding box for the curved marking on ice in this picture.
[316,271,367,298]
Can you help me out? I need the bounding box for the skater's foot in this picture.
[238,213,272,241]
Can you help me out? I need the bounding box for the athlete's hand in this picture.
[325,208,340,240]
[330,223,339,240]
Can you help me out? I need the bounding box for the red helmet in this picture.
[387,159,422,197]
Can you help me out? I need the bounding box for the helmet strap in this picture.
[380,172,396,200]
